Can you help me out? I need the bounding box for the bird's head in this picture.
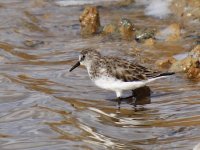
[69,48,101,72]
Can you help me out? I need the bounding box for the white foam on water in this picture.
[144,0,172,19]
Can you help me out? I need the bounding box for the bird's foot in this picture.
[131,97,137,108]
[116,97,121,113]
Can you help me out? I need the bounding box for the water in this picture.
[0,0,199,150]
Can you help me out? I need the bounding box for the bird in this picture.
[69,48,174,109]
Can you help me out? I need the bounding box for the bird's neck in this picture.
[86,59,100,80]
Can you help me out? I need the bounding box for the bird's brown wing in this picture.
[105,57,161,82]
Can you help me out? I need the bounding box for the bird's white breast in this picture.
[93,75,167,92]
[93,76,148,92]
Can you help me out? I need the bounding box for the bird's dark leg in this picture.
[132,90,137,107]
[117,97,121,110]
[116,91,122,113]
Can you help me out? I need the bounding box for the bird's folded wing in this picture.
[108,59,160,82]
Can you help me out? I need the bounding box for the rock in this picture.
[102,24,117,35]
[156,23,181,42]
[23,40,44,47]
[144,38,156,46]
[119,18,135,40]
[79,6,101,35]
[170,0,200,25]
[166,24,181,41]
[190,45,200,58]
[170,45,200,80]
[135,28,156,42]
[170,56,198,72]
[156,57,176,69]
[187,67,200,80]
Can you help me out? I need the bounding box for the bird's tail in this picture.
[157,72,175,77]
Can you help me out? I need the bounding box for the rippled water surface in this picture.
[0,1,199,150]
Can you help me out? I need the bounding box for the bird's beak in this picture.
[69,61,80,72]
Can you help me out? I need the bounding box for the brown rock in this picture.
[79,6,100,35]
[190,45,200,58]
[166,23,181,42]
[144,38,156,46]
[170,56,198,72]
[170,45,200,80]
[119,18,135,40]
[156,57,176,69]
[187,67,200,80]
[156,23,181,42]
[102,24,117,35]
[170,0,200,25]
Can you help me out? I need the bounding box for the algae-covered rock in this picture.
[119,18,135,40]
[79,6,101,35]
[135,28,156,42]
[103,18,135,40]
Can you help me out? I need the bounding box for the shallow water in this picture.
[0,0,199,150]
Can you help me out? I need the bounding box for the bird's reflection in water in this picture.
[108,86,151,111]
[131,86,151,105]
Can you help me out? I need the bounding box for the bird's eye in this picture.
[81,55,85,61]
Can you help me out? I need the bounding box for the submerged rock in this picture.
[23,40,44,47]
[79,6,101,35]
[156,57,176,69]
[144,38,156,46]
